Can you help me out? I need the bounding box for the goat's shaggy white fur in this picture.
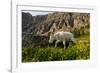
[49,32,75,49]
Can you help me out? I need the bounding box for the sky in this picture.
[22,10,54,16]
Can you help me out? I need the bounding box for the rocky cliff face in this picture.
[22,12,90,48]
[22,12,90,36]
[22,12,33,33]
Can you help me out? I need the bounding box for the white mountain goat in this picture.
[49,32,75,49]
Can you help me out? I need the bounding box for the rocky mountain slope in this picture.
[22,12,90,48]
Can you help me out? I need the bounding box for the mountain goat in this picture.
[49,32,75,49]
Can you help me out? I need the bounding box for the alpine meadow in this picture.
[22,11,90,62]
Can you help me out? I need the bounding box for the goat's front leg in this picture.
[55,40,60,48]
[63,41,66,49]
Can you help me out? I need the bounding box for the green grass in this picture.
[22,35,90,62]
